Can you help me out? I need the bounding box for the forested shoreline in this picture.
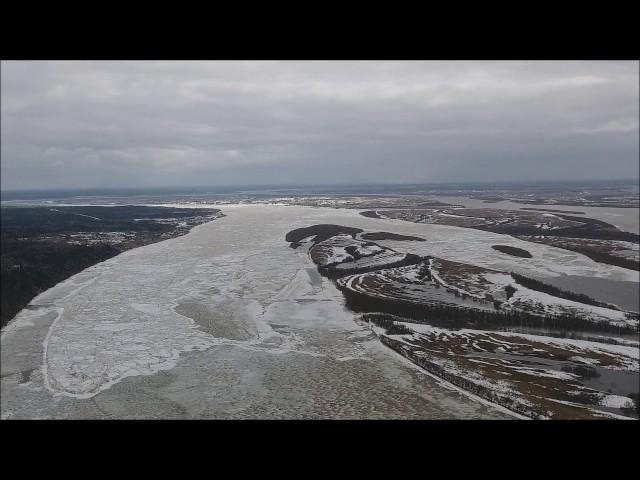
[1,206,222,328]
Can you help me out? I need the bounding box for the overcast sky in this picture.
[1,61,638,190]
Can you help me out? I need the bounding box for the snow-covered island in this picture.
[288,223,639,419]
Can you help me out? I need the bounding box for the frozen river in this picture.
[1,205,637,419]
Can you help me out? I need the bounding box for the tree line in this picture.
[338,283,638,335]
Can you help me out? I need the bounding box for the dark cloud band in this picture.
[1,61,638,189]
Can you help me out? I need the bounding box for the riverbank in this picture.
[1,205,223,328]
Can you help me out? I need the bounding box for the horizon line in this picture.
[2,177,639,193]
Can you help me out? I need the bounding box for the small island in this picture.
[360,232,425,242]
[491,245,533,258]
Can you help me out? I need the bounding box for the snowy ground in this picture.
[380,321,638,419]
[1,205,637,419]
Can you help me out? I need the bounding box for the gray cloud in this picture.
[1,60,638,190]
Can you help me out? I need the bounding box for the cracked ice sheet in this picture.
[38,224,319,398]
[41,245,220,399]
[17,205,405,399]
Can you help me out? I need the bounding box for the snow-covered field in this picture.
[1,205,638,419]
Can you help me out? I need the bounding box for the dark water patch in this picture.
[305,267,323,287]
[360,211,381,219]
[492,245,532,258]
[561,364,600,379]
[269,323,291,333]
[174,302,253,341]
[539,275,640,313]
[582,366,639,403]
[19,368,35,384]
[471,352,639,403]
[521,207,587,215]
[511,272,620,310]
